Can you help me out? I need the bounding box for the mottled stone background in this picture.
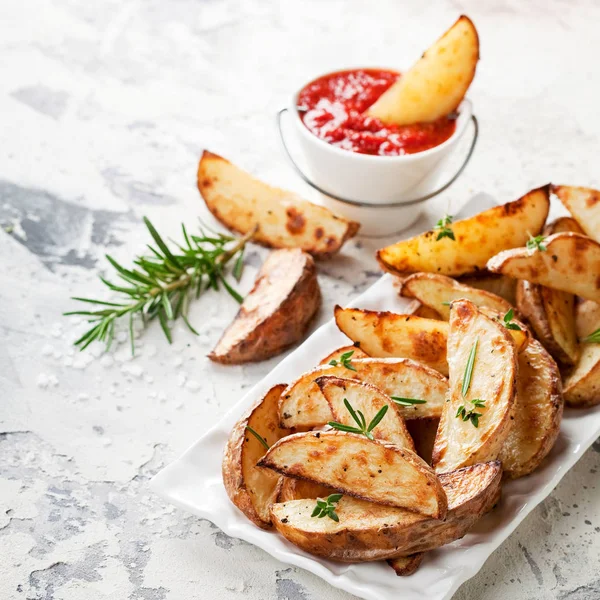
[2,1,600,599]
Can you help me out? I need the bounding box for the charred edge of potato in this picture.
[209,249,321,364]
[222,384,288,529]
[388,553,425,576]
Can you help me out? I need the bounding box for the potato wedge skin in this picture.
[499,339,563,478]
[316,376,415,450]
[222,384,290,528]
[334,306,449,375]
[270,461,501,562]
[564,301,600,407]
[210,249,320,364]
[279,357,449,429]
[487,232,600,303]
[401,273,513,320]
[198,151,359,256]
[377,186,550,277]
[319,345,368,366]
[517,280,578,366]
[367,16,479,125]
[258,431,447,518]
[552,184,600,243]
[433,300,518,473]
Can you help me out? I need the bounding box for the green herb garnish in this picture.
[503,308,522,331]
[456,398,486,428]
[434,214,455,241]
[526,234,547,252]
[391,397,427,407]
[64,219,256,354]
[311,493,343,522]
[328,398,388,441]
[329,350,357,372]
[583,328,600,344]
[461,338,478,397]
[245,426,270,450]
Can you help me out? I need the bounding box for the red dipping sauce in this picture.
[297,68,456,157]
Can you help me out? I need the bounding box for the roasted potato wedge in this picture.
[478,307,530,353]
[517,280,578,366]
[258,431,447,518]
[433,300,517,473]
[544,215,585,236]
[278,477,333,502]
[458,273,518,305]
[552,185,600,242]
[400,273,513,320]
[279,357,448,429]
[319,345,368,366]
[367,16,479,125]
[488,232,600,303]
[198,151,359,257]
[270,461,501,562]
[316,376,415,450]
[209,249,320,363]
[377,186,550,277]
[334,306,449,375]
[222,384,290,528]
[499,339,563,478]
[388,553,424,576]
[563,301,600,407]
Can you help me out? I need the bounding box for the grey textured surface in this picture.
[1,1,600,599]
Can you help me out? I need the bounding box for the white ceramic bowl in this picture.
[281,78,476,236]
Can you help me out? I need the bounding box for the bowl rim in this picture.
[291,67,472,163]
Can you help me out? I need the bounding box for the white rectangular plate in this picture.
[151,194,600,600]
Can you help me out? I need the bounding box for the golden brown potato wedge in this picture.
[377,186,550,277]
[400,273,513,320]
[334,306,449,375]
[432,300,517,473]
[278,477,334,503]
[488,232,600,303]
[367,16,479,125]
[563,301,600,407]
[209,249,320,364]
[198,151,359,257]
[388,553,424,576]
[270,461,501,562]
[458,273,518,305]
[222,384,290,528]
[552,185,600,242]
[316,376,415,450]
[258,431,447,518]
[319,345,368,366]
[477,307,530,353]
[516,280,578,366]
[279,357,449,429]
[544,216,585,236]
[499,339,563,478]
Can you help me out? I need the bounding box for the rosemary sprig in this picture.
[461,338,478,397]
[434,214,455,241]
[583,328,600,344]
[391,397,427,406]
[503,308,522,331]
[526,234,547,252]
[328,398,388,440]
[64,218,256,353]
[456,398,486,428]
[245,426,270,451]
[329,350,356,371]
[311,493,343,522]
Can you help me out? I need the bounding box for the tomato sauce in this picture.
[297,68,456,156]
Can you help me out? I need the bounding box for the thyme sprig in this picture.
[503,308,522,331]
[328,398,388,440]
[64,218,256,354]
[526,234,547,252]
[329,350,357,371]
[456,398,486,428]
[583,328,600,344]
[311,493,343,522]
[434,214,455,241]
